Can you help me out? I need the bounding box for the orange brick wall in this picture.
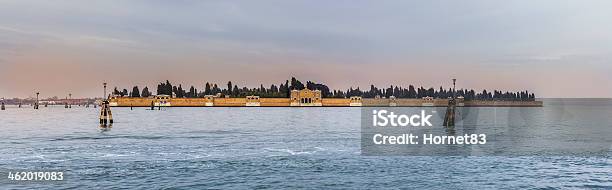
[321,98,351,106]
[113,97,155,107]
[260,98,291,106]
[110,97,542,107]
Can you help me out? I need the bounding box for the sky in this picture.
[0,0,611,98]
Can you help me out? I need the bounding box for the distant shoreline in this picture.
[108,95,543,107]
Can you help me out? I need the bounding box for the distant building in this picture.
[204,95,215,106]
[422,96,434,106]
[290,89,322,106]
[154,95,171,106]
[389,96,397,107]
[246,95,260,106]
[349,96,362,107]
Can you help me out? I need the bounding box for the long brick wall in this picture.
[463,100,543,107]
[260,98,291,106]
[112,97,155,107]
[213,98,246,107]
[109,97,542,107]
[321,99,351,106]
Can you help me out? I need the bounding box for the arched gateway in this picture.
[290,89,322,106]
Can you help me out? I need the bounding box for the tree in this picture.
[232,85,239,97]
[135,78,535,101]
[188,86,196,98]
[227,81,233,96]
[141,86,151,97]
[213,84,219,95]
[282,80,290,97]
[157,80,173,95]
[113,87,120,95]
[290,77,305,90]
[204,82,211,95]
[176,85,185,98]
[131,86,140,97]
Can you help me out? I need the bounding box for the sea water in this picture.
[0,99,610,189]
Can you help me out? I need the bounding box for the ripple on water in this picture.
[0,105,610,189]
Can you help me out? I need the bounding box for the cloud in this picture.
[63,35,139,47]
[0,0,611,97]
[0,25,31,34]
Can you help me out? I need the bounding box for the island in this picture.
[106,77,542,107]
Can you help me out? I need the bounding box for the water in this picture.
[0,99,610,189]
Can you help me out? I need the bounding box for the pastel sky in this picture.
[1,0,611,98]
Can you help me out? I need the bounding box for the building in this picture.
[421,96,434,106]
[154,95,171,106]
[245,95,260,106]
[290,89,322,106]
[204,95,215,106]
[349,96,363,106]
[389,96,397,107]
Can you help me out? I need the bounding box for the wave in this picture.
[48,134,229,141]
[181,129,252,135]
[263,147,325,155]
[50,135,167,141]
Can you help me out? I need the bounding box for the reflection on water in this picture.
[445,126,456,136]
[99,124,112,132]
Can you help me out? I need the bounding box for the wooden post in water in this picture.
[99,99,113,124]
[1,98,5,110]
[34,92,39,109]
[150,101,154,110]
[69,93,72,108]
[99,83,113,124]
[443,99,456,127]
[443,79,457,127]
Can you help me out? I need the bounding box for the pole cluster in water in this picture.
[34,92,39,109]
[443,99,456,127]
[99,100,113,125]
[443,79,457,127]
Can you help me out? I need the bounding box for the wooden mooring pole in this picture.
[443,79,457,127]
[34,92,39,109]
[99,83,113,124]
[1,99,5,110]
[99,99,113,124]
[443,99,456,127]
